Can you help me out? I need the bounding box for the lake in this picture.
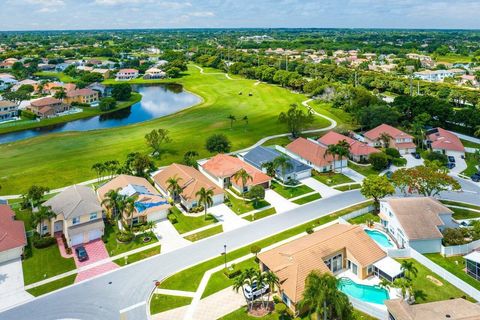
[0,84,201,144]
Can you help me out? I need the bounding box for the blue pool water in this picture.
[365,229,394,248]
[338,278,389,304]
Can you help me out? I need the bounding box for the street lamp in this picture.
[224,244,227,269]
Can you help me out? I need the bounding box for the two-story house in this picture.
[65,88,99,105]
[364,124,416,155]
[0,100,18,122]
[27,97,70,119]
[42,185,104,247]
[115,69,139,81]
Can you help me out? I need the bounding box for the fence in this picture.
[387,248,411,258]
[441,238,480,257]
[348,296,388,320]
[410,249,480,301]
[340,205,375,221]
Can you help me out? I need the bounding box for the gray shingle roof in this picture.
[44,185,102,219]
[243,146,311,176]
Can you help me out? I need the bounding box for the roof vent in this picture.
[445,315,451,318]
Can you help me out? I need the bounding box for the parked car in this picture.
[446,162,456,169]
[411,152,421,159]
[75,246,89,262]
[448,156,455,163]
[243,282,269,299]
[472,173,480,182]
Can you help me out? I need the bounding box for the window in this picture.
[42,225,48,231]
[72,217,80,225]
[90,213,97,220]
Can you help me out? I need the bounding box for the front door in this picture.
[54,221,63,232]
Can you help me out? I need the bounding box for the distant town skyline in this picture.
[1,0,480,31]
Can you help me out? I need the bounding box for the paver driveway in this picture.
[74,239,118,283]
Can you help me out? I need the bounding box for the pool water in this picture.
[365,229,394,248]
[338,278,389,304]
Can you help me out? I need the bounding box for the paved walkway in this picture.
[301,177,341,198]
[264,189,298,213]
[154,220,191,253]
[208,204,249,232]
[0,259,33,312]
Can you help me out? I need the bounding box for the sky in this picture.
[1,0,479,31]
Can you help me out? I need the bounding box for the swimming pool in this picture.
[338,278,389,304]
[365,229,394,248]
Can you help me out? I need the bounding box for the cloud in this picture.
[189,11,215,17]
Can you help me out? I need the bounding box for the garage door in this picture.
[88,229,102,242]
[70,233,83,246]
[0,247,22,264]
[296,169,312,180]
[147,210,167,222]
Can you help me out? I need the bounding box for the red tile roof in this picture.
[66,88,97,98]
[201,154,271,187]
[364,124,413,141]
[31,97,62,107]
[318,131,379,156]
[286,137,340,167]
[0,205,27,252]
[428,128,465,152]
[118,69,138,73]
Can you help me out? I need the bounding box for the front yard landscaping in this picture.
[219,307,377,320]
[114,245,161,266]
[451,207,480,220]
[226,193,270,215]
[461,152,479,177]
[395,258,472,303]
[441,200,480,211]
[292,193,321,205]
[461,139,480,149]
[347,212,379,225]
[184,225,223,242]
[22,239,76,285]
[244,208,277,222]
[168,206,217,234]
[27,274,76,297]
[313,171,354,186]
[334,183,361,191]
[102,222,158,257]
[150,294,193,315]
[347,161,380,177]
[425,253,480,291]
[270,181,313,199]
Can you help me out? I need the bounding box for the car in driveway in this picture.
[447,162,456,169]
[411,152,421,159]
[75,246,89,262]
[243,282,269,299]
[472,173,480,182]
[448,156,456,163]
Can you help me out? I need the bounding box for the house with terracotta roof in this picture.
[64,88,99,105]
[199,154,272,193]
[426,127,465,157]
[258,223,400,313]
[42,185,104,247]
[0,204,26,263]
[364,124,416,155]
[153,163,224,210]
[115,68,139,81]
[26,97,70,119]
[379,197,457,253]
[283,137,346,172]
[318,131,380,162]
[385,298,480,320]
[97,175,171,225]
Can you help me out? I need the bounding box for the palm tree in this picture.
[195,187,214,220]
[325,144,339,172]
[379,132,393,148]
[400,260,418,281]
[335,140,350,173]
[33,205,56,236]
[166,175,183,203]
[101,188,123,221]
[91,162,105,185]
[254,270,268,310]
[273,155,293,183]
[227,114,236,129]
[233,273,250,310]
[378,278,391,291]
[261,161,276,178]
[263,271,279,310]
[233,168,253,196]
[54,87,67,101]
[393,277,412,300]
[242,115,249,131]
[124,195,138,229]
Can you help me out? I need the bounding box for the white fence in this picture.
[387,248,411,258]
[340,205,375,221]
[349,296,388,320]
[441,239,480,257]
[410,249,480,301]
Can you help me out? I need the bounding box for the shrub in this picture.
[306,227,314,234]
[32,235,56,249]
[425,151,448,166]
[223,265,242,279]
[99,97,117,111]
[250,245,261,257]
[442,228,469,246]
[205,134,231,153]
[116,231,134,243]
[385,148,401,158]
[274,303,287,315]
[20,109,37,120]
[273,296,281,304]
[369,152,389,171]
[168,214,178,224]
[392,157,407,167]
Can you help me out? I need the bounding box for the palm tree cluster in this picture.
[227,114,249,130]
[233,268,279,313]
[91,152,155,183]
[324,140,350,173]
[101,188,138,229]
[261,155,294,183]
[32,205,56,234]
[379,260,420,303]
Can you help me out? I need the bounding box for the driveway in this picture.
[264,189,297,213]
[0,258,33,312]
[154,220,190,253]
[341,167,365,182]
[74,239,119,283]
[403,154,424,168]
[208,204,248,232]
[450,155,467,174]
[301,177,341,198]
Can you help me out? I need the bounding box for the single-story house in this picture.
[364,123,416,155]
[43,185,104,247]
[385,298,480,320]
[115,69,139,81]
[153,163,224,210]
[97,174,171,224]
[426,127,465,157]
[0,204,26,263]
[64,88,99,105]
[26,97,70,119]
[258,224,400,313]
[199,154,271,193]
[239,146,311,182]
[144,67,166,79]
[379,197,456,253]
[0,100,18,122]
[283,137,346,172]
[317,131,380,162]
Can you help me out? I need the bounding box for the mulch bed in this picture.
[248,301,274,317]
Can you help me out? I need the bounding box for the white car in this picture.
[243,282,269,299]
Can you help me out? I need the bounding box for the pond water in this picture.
[0,84,201,144]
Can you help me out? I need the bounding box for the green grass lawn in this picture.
[441,200,480,211]
[8,198,34,231]
[292,193,321,205]
[102,222,158,257]
[184,225,223,242]
[0,64,331,195]
[244,208,277,222]
[435,54,472,63]
[34,71,77,83]
[347,161,380,177]
[395,258,472,303]
[150,294,193,315]
[22,241,76,285]
[425,253,480,292]
[159,201,373,292]
[226,193,270,215]
[313,171,354,186]
[334,183,361,191]
[461,139,480,149]
[27,274,76,297]
[169,206,217,234]
[270,181,313,199]
[451,207,480,220]
[114,246,161,266]
[219,307,376,320]
[261,136,292,147]
[461,153,479,177]
[347,212,379,225]
[309,100,356,132]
